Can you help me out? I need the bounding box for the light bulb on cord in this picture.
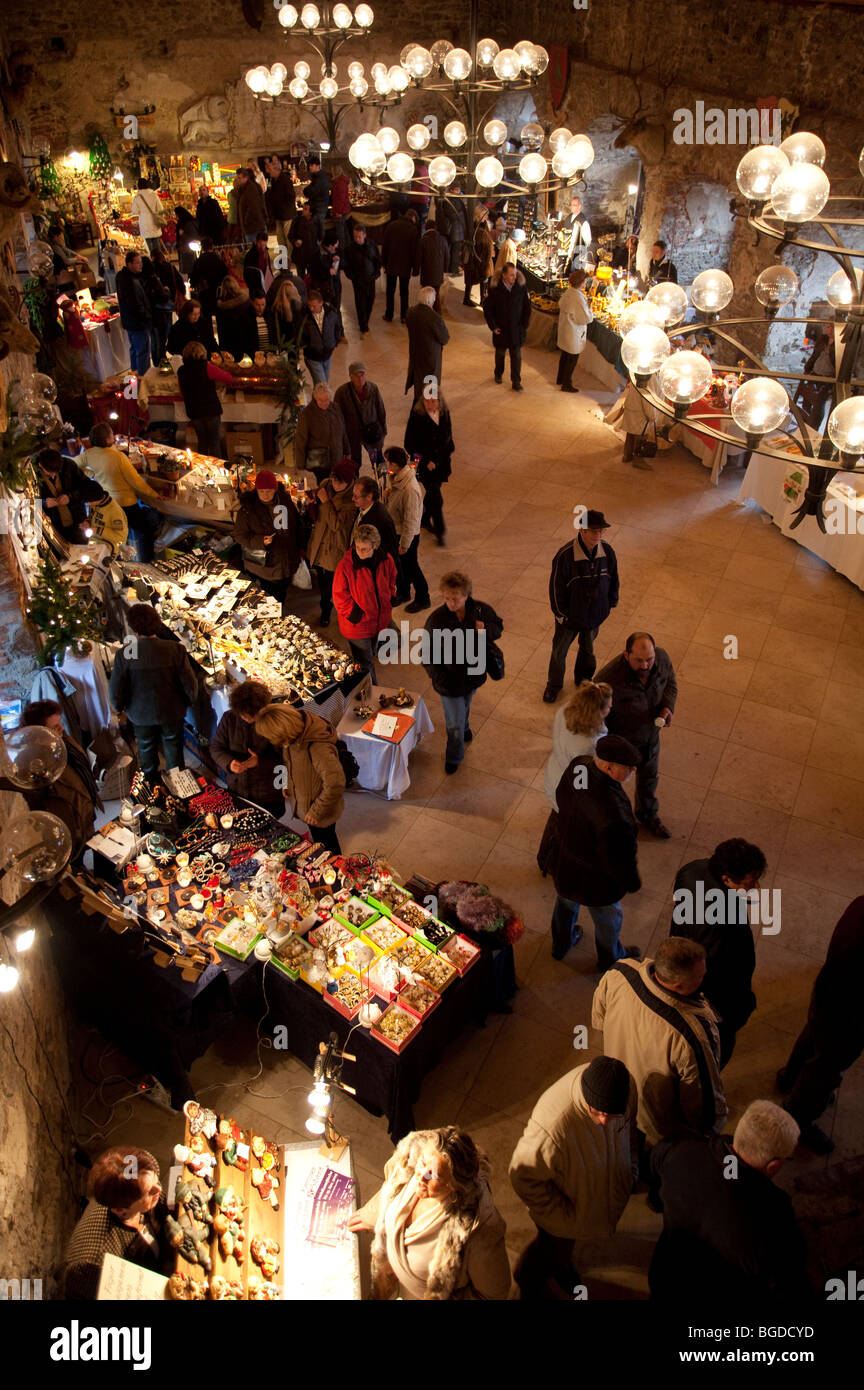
[730,378,790,439]
[646,281,689,326]
[769,164,830,222]
[15,929,36,952]
[735,144,789,201]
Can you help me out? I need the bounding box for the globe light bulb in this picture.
[519,152,547,186]
[621,324,671,376]
[347,60,365,79]
[388,64,410,92]
[300,3,320,28]
[618,299,667,337]
[307,1085,331,1109]
[407,123,431,151]
[827,398,864,457]
[646,281,689,326]
[736,144,789,201]
[319,76,338,99]
[406,45,434,80]
[493,48,520,81]
[520,122,544,148]
[365,148,386,176]
[370,62,387,80]
[376,126,400,155]
[354,3,374,28]
[754,264,798,308]
[270,62,288,82]
[826,269,855,310]
[354,132,382,165]
[514,39,536,70]
[690,268,734,314]
[293,59,311,78]
[399,43,416,66]
[0,965,19,993]
[374,72,392,95]
[320,61,338,78]
[266,73,284,97]
[246,66,269,94]
[444,120,467,148]
[476,38,499,67]
[443,47,472,81]
[769,164,830,222]
[305,1115,326,1135]
[474,156,504,189]
[430,39,453,66]
[1,726,66,789]
[565,134,594,171]
[551,150,579,179]
[549,127,573,153]
[289,77,309,99]
[1,812,72,882]
[730,378,790,438]
[349,77,368,98]
[15,929,36,952]
[332,2,353,27]
[428,155,457,188]
[658,350,713,407]
[278,4,298,26]
[530,44,549,74]
[779,131,826,168]
[387,152,415,183]
[483,119,508,148]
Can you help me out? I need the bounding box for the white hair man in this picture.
[404,284,449,402]
[648,1100,810,1301]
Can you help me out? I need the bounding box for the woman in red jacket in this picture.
[333,523,397,683]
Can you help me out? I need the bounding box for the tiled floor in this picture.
[71,275,864,1294]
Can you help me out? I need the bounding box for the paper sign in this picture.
[371,713,398,739]
[97,1252,168,1300]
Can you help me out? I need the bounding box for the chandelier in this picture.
[623,133,864,530]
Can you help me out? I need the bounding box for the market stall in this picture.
[77,294,131,381]
[337,685,434,800]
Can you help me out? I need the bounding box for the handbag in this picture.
[291,558,312,589]
[634,420,657,458]
[486,639,505,681]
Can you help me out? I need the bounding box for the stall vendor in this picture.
[61,1147,168,1299]
[35,446,107,543]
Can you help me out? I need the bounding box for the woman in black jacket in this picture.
[215,276,258,360]
[211,679,285,818]
[167,298,217,356]
[422,569,503,774]
[234,470,303,607]
[35,447,106,542]
[177,341,233,457]
[173,206,200,278]
[404,391,454,544]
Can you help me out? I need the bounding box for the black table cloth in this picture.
[587,318,626,376]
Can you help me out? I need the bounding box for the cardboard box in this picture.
[225,428,266,469]
[440,933,481,976]
[333,895,380,935]
[370,1003,421,1054]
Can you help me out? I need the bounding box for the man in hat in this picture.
[334,361,387,472]
[537,733,643,971]
[544,509,619,704]
[597,632,678,840]
[510,1056,637,1300]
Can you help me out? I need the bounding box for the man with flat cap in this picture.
[538,732,643,970]
[544,508,619,704]
[510,1056,637,1300]
[334,361,387,474]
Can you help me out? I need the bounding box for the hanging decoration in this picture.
[88,132,113,181]
[39,160,61,197]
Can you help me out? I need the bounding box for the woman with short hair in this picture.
[176,340,232,458]
[423,570,503,775]
[556,269,593,393]
[543,679,612,808]
[211,680,285,819]
[254,701,346,852]
[332,522,397,682]
[61,1147,166,1299]
[167,297,216,356]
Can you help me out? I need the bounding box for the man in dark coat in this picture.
[351,476,398,562]
[342,225,380,334]
[115,250,154,375]
[436,189,468,276]
[649,1101,809,1303]
[648,239,678,284]
[304,156,331,239]
[597,633,678,840]
[382,210,420,323]
[309,231,343,312]
[236,168,267,241]
[265,155,296,251]
[109,603,198,780]
[289,204,319,275]
[778,895,864,1154]
[418,221,449,310]
[195,189,226,244]
[189,238,229,325]
[36,447,106,543]
[335,362,386,469]
[671,838,767,1066]
[421,570,503,773]
[297,290,343,385]
[404,288,449,400]
[211,679,285,819]
[538,733,642,971]
[544,508,619,703]
[483,263,532,390]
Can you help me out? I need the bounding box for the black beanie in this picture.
[581,1057,631,1115]
[596,733,642,768]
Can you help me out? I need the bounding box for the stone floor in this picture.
[51,272,864,1295]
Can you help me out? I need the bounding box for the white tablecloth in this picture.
[81,317,130,382]
[337,687,433,799]
[739,454,864,592]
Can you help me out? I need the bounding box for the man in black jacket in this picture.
[351,477,398,562]
[421,569,503,774]
[36,447,106,543]
[343,225,380,335]
[109,603,198,780]
[335,362,386,469]
[483,263,532,390]
[189,238,228,325]
[671,838,767,1066]
[648,239,678,285]
[436,189,467,276]
[195,189,226,245]
[537,733,642,970]
[304,156,331,240]
[289,204,319,275]
[309,231,343,312]
[404,288,449,400]
[298,290,343,385]
[649,1101,809,1303]
[382,210,420,323]
[265,155,296,252]
[544,508,619,704]
[115,250,154,375]
[597,633,678,840]
[418,221,449,311]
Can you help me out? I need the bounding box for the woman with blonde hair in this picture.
[543,679,612,808]
[270,275,303,347]
[253,702,345,851]
[556,269,593,393]
[347,1127,511,1300]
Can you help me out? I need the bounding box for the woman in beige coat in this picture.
[254,703,345,852]
[348,1127,512,1300]
[307,456,358,626]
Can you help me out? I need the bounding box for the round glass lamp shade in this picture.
[0,725,66,789]
[620,324,671,375]
[519,152,547,186]
[565,135,594,171]
[388,65,410,92]
[370,62,387,80]
[246,66,269,93]
[476,38,499,67]
[30,372,58,403]
[658,350,712,406]
[430,39,453,66]
[270,62,288,82]
[549,127,572,153]
[407,123,431,151]
[1,811,72,882]
[376,126,400,155]
[514,40,535,67]
[349,77,368,98]
[17,401,57,435]
[428,155,457,188]
[354,3,374,27]
[521,122,544,148]
[374,73,392,95]
[483,119,508,148]
[354,132,382,165]
[289,77,309,99]
[552,150,579,179]
[319,77,338,99]
[365,149,386,176]
[779,131,826,167]
[299,3,320,28]
[332,2,353,26]
[387,152,415,183]
[690,268,734,314]
[646,281,689,326]
[265,74,284,97]
[827,398,864,456]
[347,60,365,79]
[735,144,789,200]
[493,48,520,81]
[405,46,433,80]
[399,43,416,66]
[278,4,298,26]
[443,48,472,80]
[730,378,789,435]
[444,121,467,148]
[826,269,855,310]
[769,164,830,222]
[474,156,504,189]
[293,59,311,79]
[618,299,667,337]
[754,264,798,308]
[530,45,549,74]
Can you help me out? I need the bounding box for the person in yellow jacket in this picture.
[80,422,163,561]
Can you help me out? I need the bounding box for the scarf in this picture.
[42,470,73,529]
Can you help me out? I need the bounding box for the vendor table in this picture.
[337,686,434,799]
[669,399,747,484]
[739,454,864,593]
[522,305,626,391]
[81,315,130,382]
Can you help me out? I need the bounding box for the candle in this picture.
[190,893,205,911]
[177,869,193,887]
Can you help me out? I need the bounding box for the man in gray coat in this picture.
[404,288,449,402]
[109,603,198,781]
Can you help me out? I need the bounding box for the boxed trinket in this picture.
[371,1003,421,1054]
[399,979,441,1020]
[414,950,458,993]
[362,916,407,954]
[440,933,481,976]
[392,898,454,953]
[333,895,380,934]
[214,917,262,961]
[323,970,377,1021]
[366,882,413,919]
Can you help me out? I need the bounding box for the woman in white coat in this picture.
[556,270,593,393]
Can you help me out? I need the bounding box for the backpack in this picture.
[336,738,360,787]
